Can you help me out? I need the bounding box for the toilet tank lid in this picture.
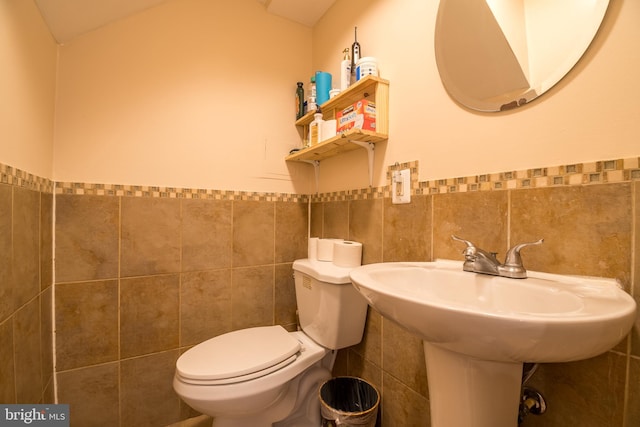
[176,326,300,381]
[293,259,354,284]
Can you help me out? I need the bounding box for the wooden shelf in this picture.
[295,75,389,128]
[286,129,387,162]
[286,74,389,188]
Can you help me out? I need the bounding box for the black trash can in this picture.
[319,376,380,427]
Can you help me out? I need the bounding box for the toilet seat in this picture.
[176,325,301,385]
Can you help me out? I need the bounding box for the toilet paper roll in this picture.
[333,240,363,267]
[317,238,343,262]
[308,237,319,260]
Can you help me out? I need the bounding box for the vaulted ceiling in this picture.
[34,0,337,44]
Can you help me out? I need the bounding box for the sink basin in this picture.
[349,259,636,427]
[350,259,635,363]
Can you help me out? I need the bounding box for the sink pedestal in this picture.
[424,343,523,427]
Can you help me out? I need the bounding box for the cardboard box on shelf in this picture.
[336,100,376,134]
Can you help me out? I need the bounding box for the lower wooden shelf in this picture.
[285,129,388,162]
[286,129,387,190]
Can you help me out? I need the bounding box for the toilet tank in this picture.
[292,259,368,350]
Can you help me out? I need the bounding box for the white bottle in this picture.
[340,48,351,91]
[309,109,324,146]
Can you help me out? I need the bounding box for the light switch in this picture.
[392,169,411,204]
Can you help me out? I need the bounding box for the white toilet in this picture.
[173,258,369,427]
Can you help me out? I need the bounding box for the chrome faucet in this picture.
[452,235,543,279]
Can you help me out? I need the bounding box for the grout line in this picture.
[117,195,122,427]
[621,181,636,427]
[506,190,512,250]
[51,189,59,404]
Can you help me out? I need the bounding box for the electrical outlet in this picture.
[392,169,411,204]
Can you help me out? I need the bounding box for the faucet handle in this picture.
[500,239,544,278]
[451,235,478,271]
[451,235,476,255]
[451,235,474,247]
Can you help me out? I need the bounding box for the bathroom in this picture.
[1,0,638,425]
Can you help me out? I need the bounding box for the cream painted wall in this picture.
[0,0,57,179]
[312,0,640,192]
[53,0,314,193]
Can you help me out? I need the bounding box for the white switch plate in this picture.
[392,169,411,204]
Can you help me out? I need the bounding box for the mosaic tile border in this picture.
[311,157,640,202]
[54,182,308,202]
[0,163,54,193]
[2,157,638,201]
[416,157,640,196]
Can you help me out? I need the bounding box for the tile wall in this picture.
[53,190,308,426]
[321,158,640,427]
[3,156,639,427]
[0,166,54,406]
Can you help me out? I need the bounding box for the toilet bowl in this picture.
[173,258,368,427]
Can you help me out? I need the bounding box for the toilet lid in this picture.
[176,325,301,383]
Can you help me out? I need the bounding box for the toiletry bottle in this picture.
[350,27,361,85]
[308,75,317,112]
[340,48,351,91]
[309,107,323,146]
[295,82,304,120]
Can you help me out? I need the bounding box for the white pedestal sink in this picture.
[349,260,636,427]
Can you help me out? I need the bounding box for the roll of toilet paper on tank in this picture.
[317,238,343,261]
[333,240,363,267]
[308,237,319,260]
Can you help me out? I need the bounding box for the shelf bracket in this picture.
[349,140,375,187]
[301,160,321,194]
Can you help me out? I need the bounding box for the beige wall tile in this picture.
[351,308,382,367]
[14,297,43,403]
[332,348,348,377]
[0,183,52,405]
[180,269,232,347]
[275,201,308,263]
[12,187,40,308]
[120,274,180,358]
[0,185,12,322]
[511,185,632,284]
[182,199,232,272]
[55,280,118,371]
[121,197,181,276]
[40,286,53,393]
[627,357,640,426]
[0,319,15,403]
[344,349,382,392]
[120,350,181,427]
[433,190,509,261]
[231,266,274,329]
[40,193,53,291]
[383,195,431,262]
[382,319,428,399]
[349,199,383,264]
[232,201,274,267]
[526,353,626,427]
[275,263,297,328]
[381,372,430,427]
[55,194,119,282]
[323,201,349,239]
[310,202,323,237]
[57,362,119,427]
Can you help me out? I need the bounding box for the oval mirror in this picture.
[434,0,609,112]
